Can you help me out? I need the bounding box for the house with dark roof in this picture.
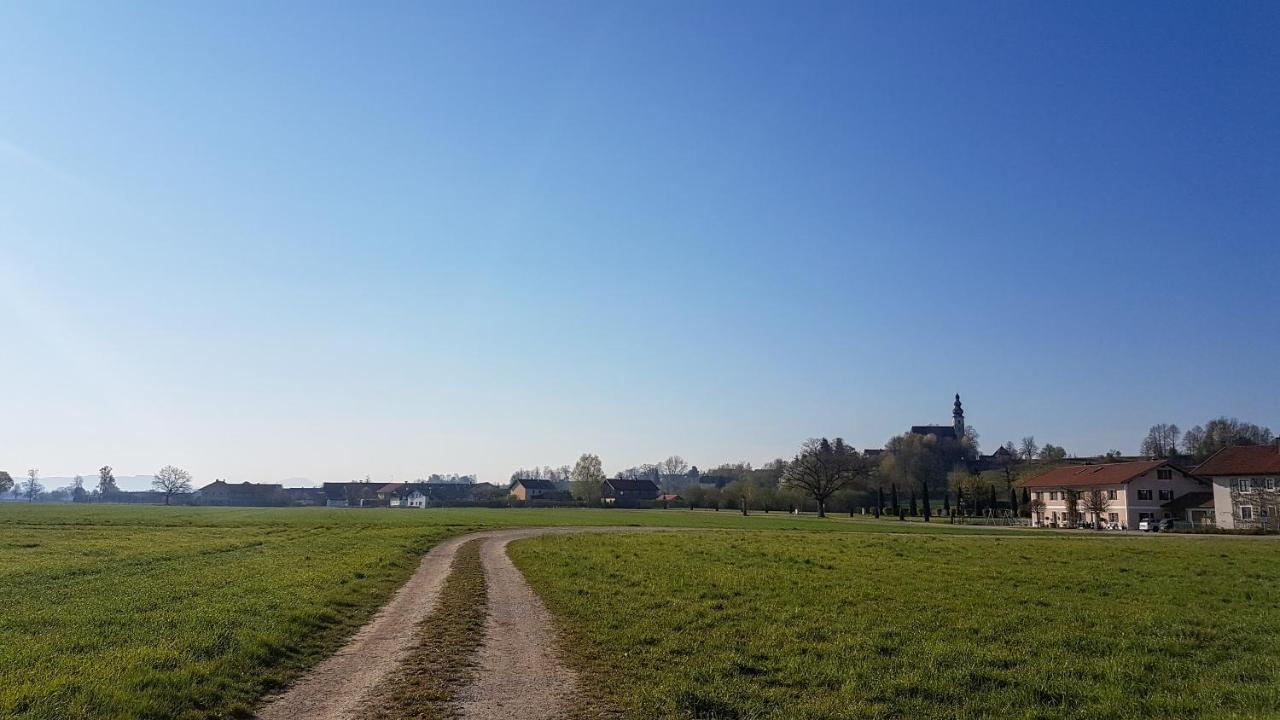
[510,477,559,502]
[1022,460,1207,529]
[1195,444,1280,529]
[602,477,660,504]
[195,480,287,507]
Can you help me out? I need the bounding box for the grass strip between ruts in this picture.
[361,538,488,720]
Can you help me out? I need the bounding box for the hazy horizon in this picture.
[2,2,1277,486]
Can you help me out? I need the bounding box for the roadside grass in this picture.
[0,503,1054,719]
[511,530,1280,719]
[363,538,488,720]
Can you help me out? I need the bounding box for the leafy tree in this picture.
[724,478,758,516]
[781,438,863,518]
[1038,444,1068,462]
[909,489,918,516]
[72,475,88,503]
[1009,486,1018,516]
[875,487,883,518]
[570,454,606,505]
[97,466,119,498]
[153,466,192,505]
[1019,436,1039,461]
[942,489,950,517]
[921,480,931,521]
[890,483,900,515]
[0,471,12,496]
[988,484,997,513]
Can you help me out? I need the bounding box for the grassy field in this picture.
[511,530,1280,720]
[0,504,1032,719]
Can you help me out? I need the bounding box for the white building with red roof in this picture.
[1022,460,1207,529]
[1194,444,1280,530]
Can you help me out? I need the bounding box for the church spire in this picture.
[953,393,965,438]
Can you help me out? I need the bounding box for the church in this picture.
[910,394,967,441]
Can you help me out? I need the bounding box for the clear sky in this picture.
[1,1,1277,486]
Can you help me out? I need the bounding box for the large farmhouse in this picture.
[1194,444,1280,530]
[1022,460,1208,529]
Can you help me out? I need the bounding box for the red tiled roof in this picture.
[1195,445,1280,476]
[1021,460,1169,489]
[377,483,406,493]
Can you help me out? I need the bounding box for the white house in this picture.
[1194,444,1280,530]
[1022,460,1207,529]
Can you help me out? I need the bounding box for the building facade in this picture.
[1194,444,1280,530]
[1023,460,1207,529]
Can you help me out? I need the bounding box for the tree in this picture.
[724,478,757,516]
[152,466,193,505]
[890,483,900,515]
[1082,489,1112,529]
[1139,424,1181,458]
[72,475,88,503]
[942,489,950,517]
[988,484,997,514]
[24,469,43,502]
[570,454,606,505]
[781,438,863,518]
[1028,496,1046,523]
[97,466,119,498]
[1020,436,1039,461]
[1182,417,1275,459]
[0,471,12,496]
[875,487,883,517]
[658,456,689,493]
[1038,444,1067,462]
[1009,486,1018,516]
[1002,441,1018,457]
[1063,489,1082,528]
[921,480,931,521]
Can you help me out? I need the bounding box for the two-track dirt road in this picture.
[257,527,653,720]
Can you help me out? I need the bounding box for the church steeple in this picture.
[953,393,965,438]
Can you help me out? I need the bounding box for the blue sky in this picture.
[1,1,1277,486]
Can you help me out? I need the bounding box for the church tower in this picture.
[953,394,965,438]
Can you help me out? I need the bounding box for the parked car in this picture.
[1139,519,1155,532]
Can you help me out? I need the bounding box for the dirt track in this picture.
[256,527,653,720]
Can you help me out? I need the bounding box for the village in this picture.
[6,397,1274,534]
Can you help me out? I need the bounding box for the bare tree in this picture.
[152,465,193,505]
[570,453,605,505]
[782,438,863,518]
[657,455,689,493]
[1063,489,1082,528]
[1028,497,1046,524]
[1020,436,1039,461]
[24,469,43,503]
[1140,424,1181,458]
[1082,489,1112,529]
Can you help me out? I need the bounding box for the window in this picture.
[1107,489,1117,500]
[1263,507,1274,519]
[1241,506,1254,520]
[1050,491,1058,501]
[1139,512,1154,521]
[1108,513,1118,523]
[1137,489,1153,501]
[1034,491,1042,500]
[1268,478,1276,490]
[1252,478,1266,490]
[1157,468,1173,480]
[1159,489,1173,501]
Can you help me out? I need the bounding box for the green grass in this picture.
[511,530,1280,719]
[366,538,488,720]
[0,503,1033,719]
